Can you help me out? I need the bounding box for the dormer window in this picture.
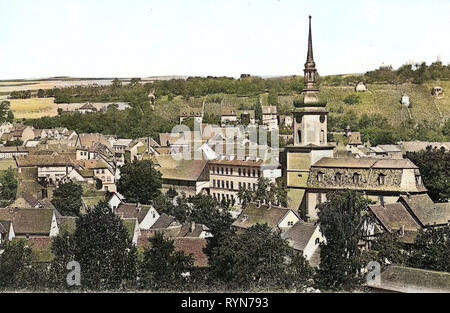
[378,174,386,185]
[353,173,361,185]
[317,172,324,182]
[335,172,342,183]
[415,175,422,186]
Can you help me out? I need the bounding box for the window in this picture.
[222,180,225,188]
[239,182,242,189]
[258,170,261,177]
[226,181,229,189]
[230,168,233,175]
[252,169,256,177]
[378,174,386,185]
[238,168,242,176]
[243,169,246,176]
[288,221,294,226]
[353,173,361,185]
[415,175,422,186]
[315,238,320,245]
[320,115,326,123]
[213,179,216,188]
[335,172,342,183]
[221,167,224,175]
[379,196,385,206]
[253,183,256,191]
[226,168,229,175]
[297,130,302,144]
[231,181,234,189]
[317,172,324,182]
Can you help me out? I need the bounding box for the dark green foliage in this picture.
[139,233,193,290]
[51,201,138,290]
[237,177,288,207]
[51,181,83,216]
[0,240,47,290]
[0,168,18,201]
[254,98,263,123]
[315,191,371,291]
[408,226,450,273]
[117,160,162,204]
[371,232,407,267]
[406,147,449,202]
[0,100,13,123]
[208,224,313,290]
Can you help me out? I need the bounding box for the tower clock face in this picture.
[320,115,326,123]
[296,113,303,123]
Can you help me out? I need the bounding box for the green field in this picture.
[153,81,449,130]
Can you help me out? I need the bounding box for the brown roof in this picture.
[77,133,113,149]
[150,213,177,229]
[173,237,208,268]
[157,157,208,182]
[233,203,296,230]
[81,159,109,170]
[369,203,421,233]
[399,194,450,227]
[0,208,54,236]
[281,222,317,251]
[222,107,237,116]
[177,222,210,238]
[16,154,75,167]
[116,203,153,224]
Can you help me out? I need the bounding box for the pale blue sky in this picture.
[1,0,449,79]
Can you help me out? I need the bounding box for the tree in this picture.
[408,226,450,273]
[255,98,263,123]
[51,181,83,216]
[6,110,14,123]
[371,232,407,267]
[51,201,138,290]
[37,89,45,98]
[117,160,162,204]
[0,168,18,201]
[315,191,371,291]
[209,224,313,290]
[140,233,193,290]
[406,147,450,202]
[237,177,287,207]
[0,240,47,290]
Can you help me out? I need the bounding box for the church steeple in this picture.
[306,15,315,66]
[303,15,319,101]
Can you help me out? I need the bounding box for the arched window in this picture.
[320,115,325,123]
[296,113,303,124]
[315,238,320,245]
[297,130,302,144]
[335,172,342,183]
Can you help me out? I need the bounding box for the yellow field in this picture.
[9,97,58,119]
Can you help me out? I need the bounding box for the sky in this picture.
[0,0,449,79]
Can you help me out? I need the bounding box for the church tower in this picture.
[285,16,335,220]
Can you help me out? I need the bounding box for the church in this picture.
[286,16,428,221]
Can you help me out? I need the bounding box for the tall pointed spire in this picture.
[307,15,314,63]
[302,15,320,103]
